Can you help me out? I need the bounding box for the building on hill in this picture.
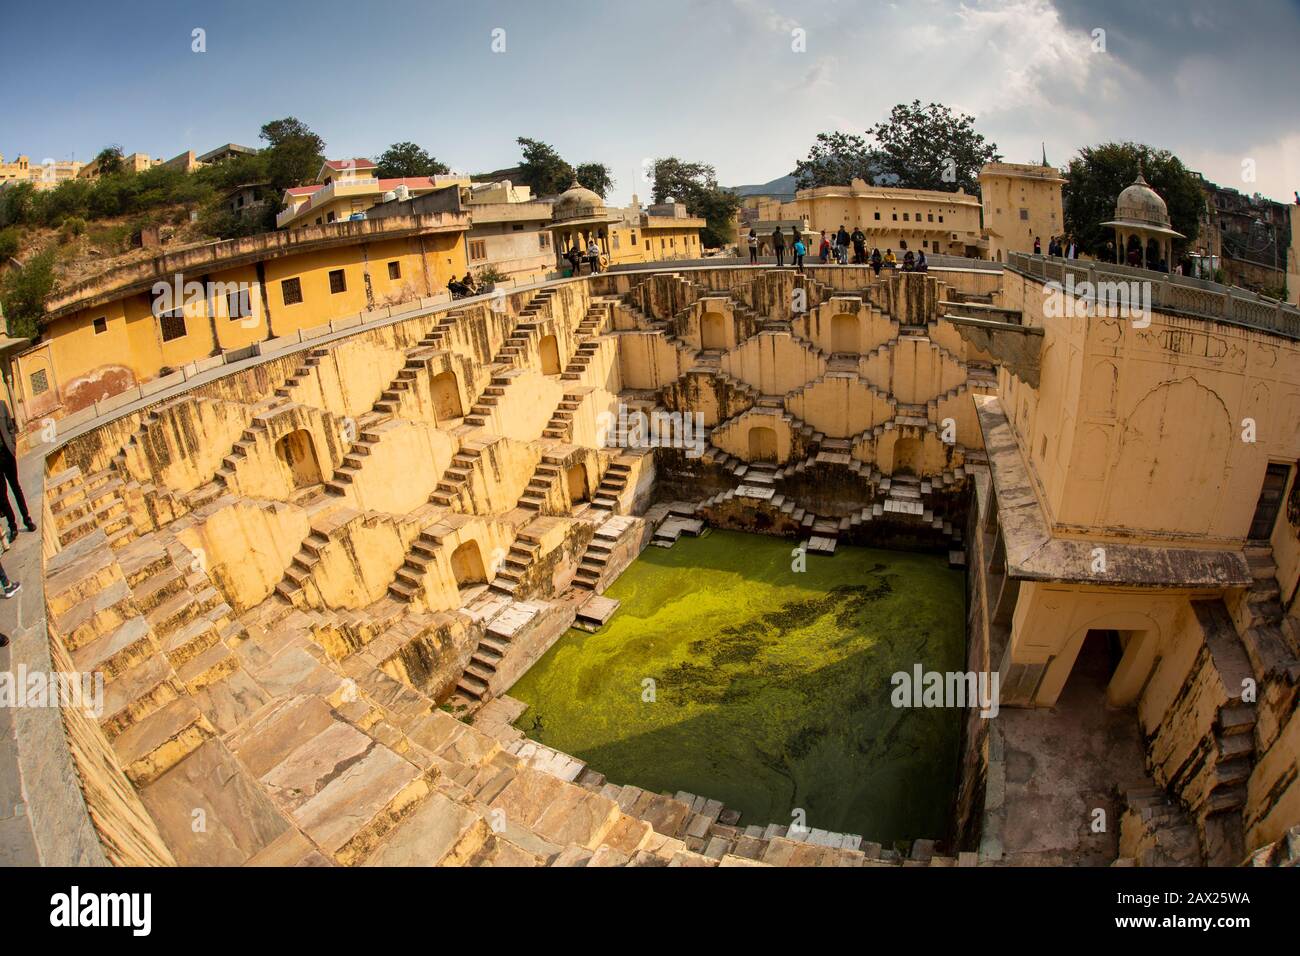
[544,182,705,273]
[0,153,85,191]
[197,143,259,165]
[78,151,162,180]
[741,180,985,258]
[979,161,1066,262]
[276,158,469,230]
[1193,174,1293,295]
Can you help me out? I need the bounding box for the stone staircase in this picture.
[542,391,585,441]
[589,459,633,514]
[323,415,387,497]
[429,439,488,511]
[559,339,603,382]
[517,454,566,514]
[273,346,330,402]
[462,371,518,430]
[1116,786,1203,866]
[487,531,542,598]
[572,514,637,591]
[47,465,140,550]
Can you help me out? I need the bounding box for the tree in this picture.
[376,141,449,179]
[93,145,124,178]
[793,132,879,189]
[260,117,325,194]
[1063,143,1202,260]
[867,101,1000,194]
[650,158,741,248]
[516,138,574,196]
[0,248,57,338]
[575,162,614,198]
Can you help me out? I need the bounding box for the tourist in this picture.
[790,225,802,258]
[1048,237,1059,257]
[747,229,759,264]
[818,231,831,264]
[461,273,480,296]
[1065,236,1077,259]
[0,555,18,648]
[851,225,867,264]
[884,248,897,269]
[870,248,882,275]
[915,250,929,272]
[793,236,806,273]
[587,238,602,274]
[566,245,584,276]
[902,250,915,271]
[447,276,469,298]
[0,404,33,545]
[1033,236,1042,255]
[836,225,850,265]
[772,227,785,267]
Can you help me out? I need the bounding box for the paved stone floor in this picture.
[986,640,1154,866]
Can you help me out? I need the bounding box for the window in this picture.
[873,212,880,220]
[93,316,107,334]
[631,232,637,245]
[30,369,48,395]
[891,213,898,221]
[511,223,524,231]
[326,211,336,223]
[927,213,934,222]
[227,289,251,320]
[613,233,620,249]
[1019,208,1029,221]
[315,217,322,225]
[160,310,187,342]
[388,261,401,280]
[538,233,549,249]
[903,213,909,221]
[644,240,650,251]
[469,240,487,261]
[281,277,303,305]
[938,215,944,223]
[328,269,346,294]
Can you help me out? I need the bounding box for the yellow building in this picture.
[979,161,1067,262]
[12,213,470,431]
[77,151,162,180]
[0,153,85,191]
[745,180,985,258]
[545,183,705,273]
[277,158,469,230]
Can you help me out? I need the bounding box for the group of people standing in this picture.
[1034,235,1078,259]
[747,225,927,275]
[565,240,605,277]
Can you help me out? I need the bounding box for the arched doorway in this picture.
[748,425,777,462]
[431,370,463,421]
[566,463,589,505]
[831,314,859,353]
[274,430,323,488]
[539,334,562,375]
[450,540,487,588]
[700,312,726,350]
[892,436,922,476]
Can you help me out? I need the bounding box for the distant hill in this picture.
[726,174,799,198]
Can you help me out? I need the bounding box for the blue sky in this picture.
[2,0,1297,205]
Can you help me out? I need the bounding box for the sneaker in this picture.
[2,582,20,599]
[23,521,35,533]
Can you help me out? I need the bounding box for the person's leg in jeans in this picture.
[0,448,31,538]
[0,558,19,599]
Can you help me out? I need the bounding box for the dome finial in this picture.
[1135,155,1147,185]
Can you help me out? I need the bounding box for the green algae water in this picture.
[508,529,965,843]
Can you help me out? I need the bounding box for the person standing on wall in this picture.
[772,227,786,267]
[0,402,35,545]
[748,229,759,264]
[836,225,851,265]
[851,225,867,264]
[587,238,602,274]
[792,236,806,273]
[818,231,831,264]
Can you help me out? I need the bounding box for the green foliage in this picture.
[516,138,575,196]
[260,116,325,194]
[0,227,20,261]
[793,132,878,189]
[93,145,124,178]
[575,162,614,199]
[59,217,86,243]
[376,141,449,179]
[1063,142,1202,259]
[0,248,57,338]
[794,101,1000,194]
[650,158,741,248]
[474,264,508,287]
